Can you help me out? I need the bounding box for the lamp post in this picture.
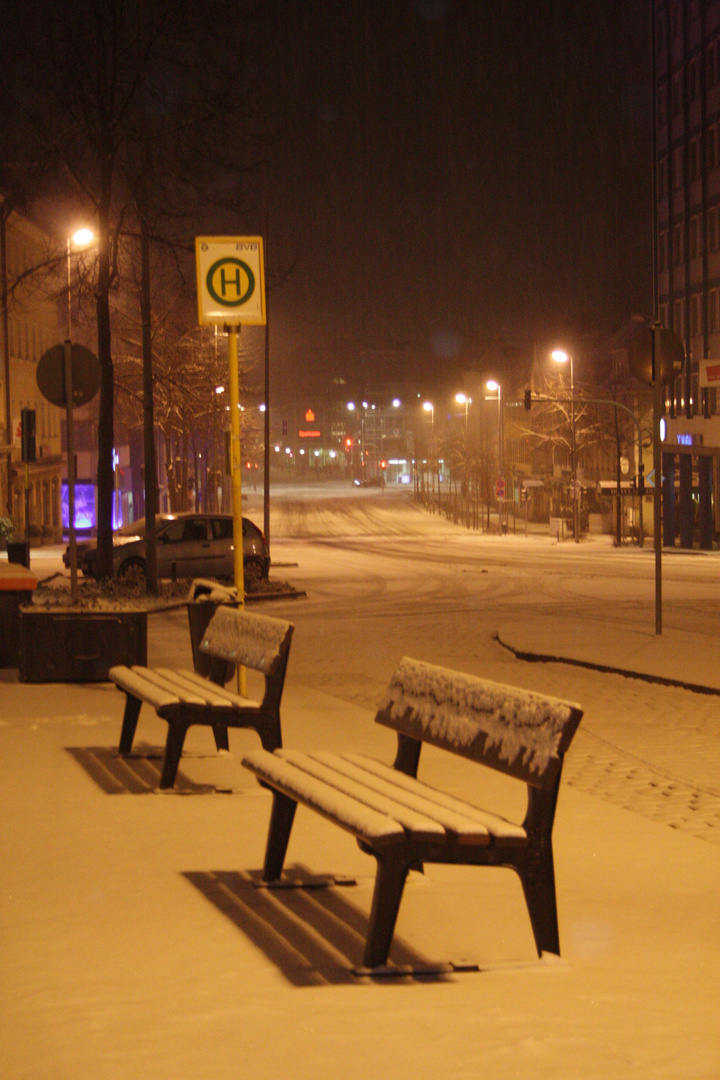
[552,349,578,542]
[455,392,471,433]
[67,228,94,338]
[65,227,94,601]
[422,401,435,504]
[455,393,472,524]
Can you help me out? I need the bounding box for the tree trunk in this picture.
[615,408,622,547]
[95,160,115,580]
[140,217,158,593]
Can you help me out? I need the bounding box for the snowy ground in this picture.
[1,484,719,1079]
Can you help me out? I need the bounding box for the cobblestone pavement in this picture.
[564,728,720,846]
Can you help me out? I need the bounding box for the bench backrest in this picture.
[200,606,293,677]
[375,657,583,790]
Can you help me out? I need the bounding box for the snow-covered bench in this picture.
[109,606,293,789]
[242,657,583,970]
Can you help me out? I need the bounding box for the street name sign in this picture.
[195,236,266,326]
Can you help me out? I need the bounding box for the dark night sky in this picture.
[242,0,652,397]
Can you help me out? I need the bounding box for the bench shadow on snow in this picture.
[182,865,454,986]
[65,743,218,794]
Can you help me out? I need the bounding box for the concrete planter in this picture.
[7,540,31,567]
[19,608,147,682]
[0,565,38,668]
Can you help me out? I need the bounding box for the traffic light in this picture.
[524,390,532,411]
[21,408,36,462]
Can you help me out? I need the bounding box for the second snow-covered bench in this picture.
[110,605,293,789]
[242,657,583,970]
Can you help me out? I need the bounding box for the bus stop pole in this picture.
[226,324,246,691]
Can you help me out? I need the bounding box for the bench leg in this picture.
[118,695,142,755]
[160,722,190,789]
[518,848,560,956]
[255,711,282,753]
[262,791,297,882]
[363,856,410,969]
[212,725,230,753]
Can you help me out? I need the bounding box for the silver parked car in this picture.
[63,512,270,583]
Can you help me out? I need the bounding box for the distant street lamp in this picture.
[552,348,578,542]
[455,393,472,522]
[422,401,436,505]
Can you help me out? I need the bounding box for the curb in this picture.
[494,631,720,698]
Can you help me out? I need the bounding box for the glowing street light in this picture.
[455,391,472,434]
[422,399,434,450]
[552,348,578,542]
[67,222,94,332]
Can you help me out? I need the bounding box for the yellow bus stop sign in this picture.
[195,236,266,326]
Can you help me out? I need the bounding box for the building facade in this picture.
[655,0,720,546]
[0,200,64,542]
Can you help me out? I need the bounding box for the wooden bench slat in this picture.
[153,668,259,709]
[200,606,293,673]
[342,753,527,842]
[109,666,185,709]
[311,752,492,843]
[377,657,583,788]
[276,750,447,838]
[242,749,407,844]
[137,666,231,705]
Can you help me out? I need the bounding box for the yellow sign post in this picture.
[195,237,266,688]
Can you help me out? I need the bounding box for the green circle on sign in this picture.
[206,257,255,307]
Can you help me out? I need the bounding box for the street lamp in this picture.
[486,380,502,473]
[67,228,94,338]
[551,348,578,542]
[455,392,471,433]
[455,393,472,523]
[64,227,94,602]
[422,401,436,504]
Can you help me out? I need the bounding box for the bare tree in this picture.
[1,0,262,576]
[114,287,259,514]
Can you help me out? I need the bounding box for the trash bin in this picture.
[186,579,239,684]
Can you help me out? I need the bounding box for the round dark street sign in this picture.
[37,344,100,408]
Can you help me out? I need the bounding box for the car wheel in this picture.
[118,557,146,580]
[243,558,265,587]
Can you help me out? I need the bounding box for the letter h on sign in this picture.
[220,266,242,298]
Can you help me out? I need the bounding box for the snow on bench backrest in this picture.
[375,657,583,787]
[200,606,293,675]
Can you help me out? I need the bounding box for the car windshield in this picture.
[116,519,146,537]
[114,515,178,539]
